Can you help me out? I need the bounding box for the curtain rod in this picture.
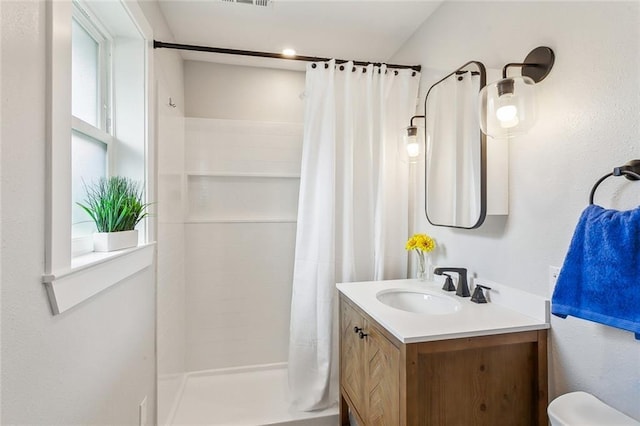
[153,40,421,72]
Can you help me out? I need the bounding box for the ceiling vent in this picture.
[222,0,271,7]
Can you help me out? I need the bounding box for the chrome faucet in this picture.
[433,267,470,297]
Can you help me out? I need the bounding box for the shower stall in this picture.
[156,60,338,425]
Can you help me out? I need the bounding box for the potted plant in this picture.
[77,176,150,252]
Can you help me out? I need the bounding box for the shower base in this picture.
[169,363,338,425]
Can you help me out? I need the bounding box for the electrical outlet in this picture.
[549,266,561,297]
[139,396,147,426]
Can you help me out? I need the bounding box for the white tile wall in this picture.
[184,117,303,371]
[157,223,186,370]
[185,222,297,370]
[157,78,187,424]
[185,118,302,175]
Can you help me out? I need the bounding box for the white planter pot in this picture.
[93,230,139,252]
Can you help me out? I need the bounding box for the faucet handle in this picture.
[434,267,470,297]
[471,284,491,304]
[441,273,456,292]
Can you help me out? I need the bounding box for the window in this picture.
[71,14,106,128]
[71,5,112,254]
[44,0,154,314]
[71,131,107,242]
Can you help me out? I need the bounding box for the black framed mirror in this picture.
[424,61,487,229]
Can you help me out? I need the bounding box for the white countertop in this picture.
[337,278,550,344]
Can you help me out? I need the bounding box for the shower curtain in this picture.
[288,60,420,410]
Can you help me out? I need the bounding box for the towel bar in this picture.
[589,159,640,205]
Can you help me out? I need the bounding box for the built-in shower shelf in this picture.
[186,218,297,224]
[184,118,302,224]
[186,173,300,222]
[185,171,300,178]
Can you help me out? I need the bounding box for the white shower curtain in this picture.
[288,60,420,410]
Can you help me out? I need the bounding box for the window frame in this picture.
[44,0,155,315]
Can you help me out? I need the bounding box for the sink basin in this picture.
[376,289,461,315]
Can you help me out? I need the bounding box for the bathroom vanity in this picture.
[337,279,550,426]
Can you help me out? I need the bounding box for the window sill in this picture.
[42,242,155,315]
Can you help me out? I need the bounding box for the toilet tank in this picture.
[548,392,640,426]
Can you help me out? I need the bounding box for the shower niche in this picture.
[185,118,303,224]
[187,174,299,222]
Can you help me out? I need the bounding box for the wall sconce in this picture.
[479,46,555,139]
[402,115,425,163]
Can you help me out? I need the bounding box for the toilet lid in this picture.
[548,392,640,426]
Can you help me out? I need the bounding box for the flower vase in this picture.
[416,251,426,281]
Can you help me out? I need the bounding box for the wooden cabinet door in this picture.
[365,323,400,426]
[340,301,366,415]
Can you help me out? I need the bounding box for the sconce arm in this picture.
[410,115,425,127]
[501,62,527,79]
[501,46,555,82]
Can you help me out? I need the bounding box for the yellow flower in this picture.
[405,233,436,253]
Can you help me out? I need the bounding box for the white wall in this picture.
[136,2,187,424]
[183,61,305,371]
[138,0,185,110]
[1,2,156,424]
[393,1,640,419]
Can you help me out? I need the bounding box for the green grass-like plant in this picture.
[77,176,150,233]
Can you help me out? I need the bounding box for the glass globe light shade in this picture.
[479,76,537,139]
[399,125,422,163]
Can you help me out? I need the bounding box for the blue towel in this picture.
[552,204,640,340]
